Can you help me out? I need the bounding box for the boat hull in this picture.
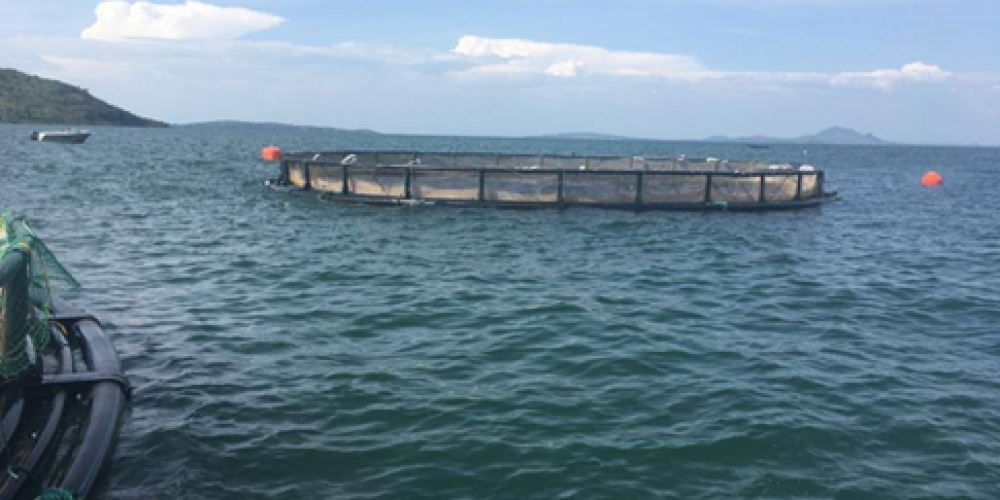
[31,132,91,143]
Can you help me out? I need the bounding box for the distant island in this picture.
[706,126,887,145]
[0,68,166,127]
[532,126,887,145]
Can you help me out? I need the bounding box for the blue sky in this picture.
[1,0,998,143]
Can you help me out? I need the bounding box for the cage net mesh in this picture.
[349,167,406,197]
[377,153,419,166]
[310,165,344,193]
[541,157,589,170]
[800,174,819,198]
[588,157,633,170]
[484,172,559,202]
[0,212,78,380]
[644,175,707,203]
[711,176,761,203]
[496,155,540,169]
[286,161,306,188]
[412,170,480,200]
[563,173,637,204]
[764,175,798,202]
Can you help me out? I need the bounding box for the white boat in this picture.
[30,129,92,143]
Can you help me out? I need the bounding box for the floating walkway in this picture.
[266,151,837,211]
[0,213,128,500]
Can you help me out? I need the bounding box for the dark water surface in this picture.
[2,124,1000,499]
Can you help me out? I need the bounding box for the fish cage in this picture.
[0,212,129,500]
[266,151,837,211]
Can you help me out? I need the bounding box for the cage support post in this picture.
[478,169,486,202]
[795,173,803,201]
[302,161,312,191]
[704,173,713,203]
[759,173,766,204]
[635,172,644,208]
[404,168,412,199]
[557,171,565,206]
[342,165,350,195]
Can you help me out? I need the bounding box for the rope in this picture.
[35,488,77,500]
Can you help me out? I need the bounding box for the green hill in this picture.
[0,68,167,127]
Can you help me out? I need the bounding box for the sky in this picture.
[1,0,998,144]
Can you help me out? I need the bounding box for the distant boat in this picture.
[747,144,770,149]
[30,128,91,143]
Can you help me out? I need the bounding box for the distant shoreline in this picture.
[168,120,997,148]
[2,120,993,148]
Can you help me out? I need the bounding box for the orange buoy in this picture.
[261,146,282,162]
[921,170,943,187]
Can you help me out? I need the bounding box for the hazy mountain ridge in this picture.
[532,127,887,145]
[186,122,893,146]
[0,69,166,127]
[707,126,887,145]
[179,120,378,134]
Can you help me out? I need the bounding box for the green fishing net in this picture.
[0,212,79,380]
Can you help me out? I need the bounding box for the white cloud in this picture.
[43,27,966,96]
[452,36,707,80]
[830,61,952,89]
[8,31,992,143]
[81,1,284,41]
[451,36,953,93]
[247,40,461,66]
[546,60,584,78]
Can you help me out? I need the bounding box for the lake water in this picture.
[2,124,999,499]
